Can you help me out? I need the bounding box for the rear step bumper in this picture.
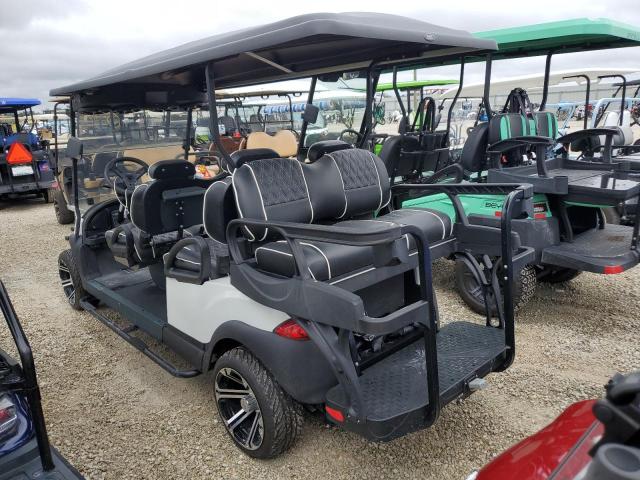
[541,224,640,274]
[325,321,506,441]
[0,180,55,194]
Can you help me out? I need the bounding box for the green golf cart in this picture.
[401,18,640,313]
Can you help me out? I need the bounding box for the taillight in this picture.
[325,405,345,423]
[533,202,548,219]
[0,395,18,437]
[274,319,309,340]
[604,265,624,274]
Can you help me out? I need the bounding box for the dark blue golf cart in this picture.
[0,281,83,479]
[0,98,56,202]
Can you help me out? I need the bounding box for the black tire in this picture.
[455,259,537,316]
[58,249,86,310]
[42,188,55,204]
[602,207,621,225]
[53,188,74,224]
[213,347,303,459]
[537,267,582,284]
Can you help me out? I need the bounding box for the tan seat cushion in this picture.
[245,130,297,157]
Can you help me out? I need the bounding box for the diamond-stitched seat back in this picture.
[232,158,313,241]
[326,148,390,217]
[232,150,391,242]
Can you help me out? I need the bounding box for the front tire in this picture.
[58,249,86,310]
[53,188,74,224]
[455,259,536,316]
[213,347,303,459]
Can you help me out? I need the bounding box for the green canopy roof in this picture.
[375,79,458,92]
[475,18,640,60]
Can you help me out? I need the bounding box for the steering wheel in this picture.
[103,156,149,195]
[338,129,363,145]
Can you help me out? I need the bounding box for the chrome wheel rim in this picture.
[215,367,264,451]
[58,259,75,305]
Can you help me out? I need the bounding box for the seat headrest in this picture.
[307,140,352,163]
[228,148,279,171]
[246,130,298,157]
[149,160,195,180]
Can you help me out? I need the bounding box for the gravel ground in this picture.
[0,196,639,480]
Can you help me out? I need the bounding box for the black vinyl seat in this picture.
[231,148,455,282]
[106,160,206,266]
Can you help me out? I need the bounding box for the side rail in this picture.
[226,219,440,427]
[0,281,54,472]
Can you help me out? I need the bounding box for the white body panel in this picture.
[166,276,289,344]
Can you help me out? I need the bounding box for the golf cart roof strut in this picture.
[563,74,591,130]
[598,74,627,126]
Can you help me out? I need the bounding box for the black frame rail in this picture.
[0,281,55,472]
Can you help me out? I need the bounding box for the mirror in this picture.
[302,104,319,124]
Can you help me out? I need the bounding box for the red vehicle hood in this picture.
[476,400,599,480]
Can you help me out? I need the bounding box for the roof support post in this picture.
[279,94,294,131]
[360,64,380,148]
[13,111,20,132]
[539,52,553,111]
[205,62,234,170]
[393,67,407,134]
[598,74,628,127]
[445,57,465,147]
[184,107,193,160]
[296,76,317,159]
[482,54,493,117]
[563,74,591,130]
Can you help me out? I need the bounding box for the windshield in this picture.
[66,109,189,213]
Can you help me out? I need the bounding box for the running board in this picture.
[79,299,201,378]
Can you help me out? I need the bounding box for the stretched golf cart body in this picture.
[0,98,56,202]
[0,282,83,480]
[52,13,534,457]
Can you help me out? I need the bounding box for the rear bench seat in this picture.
[231,147,452,283]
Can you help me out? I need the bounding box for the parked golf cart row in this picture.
[4,11,628,470]
[0,98,56,203]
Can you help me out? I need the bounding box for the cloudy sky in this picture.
[1,0,639,107]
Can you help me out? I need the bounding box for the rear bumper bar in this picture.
[0,180,55,194]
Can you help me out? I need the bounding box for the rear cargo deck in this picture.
[325,321,506,440]
[541,224,640,273]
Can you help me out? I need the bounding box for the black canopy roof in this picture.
[50,12,495,110]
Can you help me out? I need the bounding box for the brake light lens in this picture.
[6,143,33,165]
[0,395,18,437]
[325,406,345,423]
[604,265,624,274]
[274,319,309,340]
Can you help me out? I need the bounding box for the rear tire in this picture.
[58,249,86,310]
[455,259,536,316]
[213,347,303,459]
[53,189,74,224]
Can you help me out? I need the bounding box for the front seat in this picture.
[105,160,207,267]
